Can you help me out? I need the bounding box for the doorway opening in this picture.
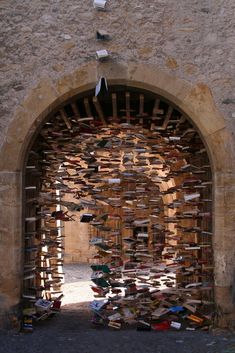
[22,85,213,332]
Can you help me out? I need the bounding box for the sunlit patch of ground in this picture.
[62,263,94,305]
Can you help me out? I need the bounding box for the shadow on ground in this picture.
[0,302,235,353]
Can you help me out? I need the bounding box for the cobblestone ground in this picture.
[0,264,234,353]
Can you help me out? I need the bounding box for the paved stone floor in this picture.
[0,264,234,353]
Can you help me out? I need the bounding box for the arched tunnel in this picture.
[22,84,213,331]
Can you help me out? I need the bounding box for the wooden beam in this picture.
[92,96,107,125]
[84,98,92,117]
[153,98,161,115]
[112,93,118,120]
[59,109,72,130]
[160,106,174,130]
[71,102,81,120]
[71,101,94,124]
[139,94,144,124]
[151,98,162,130]
[125,92,131,124]
[175,115,186,130]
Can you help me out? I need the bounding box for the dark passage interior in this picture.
[22,85,214,332]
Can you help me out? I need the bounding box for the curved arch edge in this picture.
[0,61,235,328]
[0,61,232,174]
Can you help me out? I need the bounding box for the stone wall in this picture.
[1,0,235,146]
[64,213,96,264]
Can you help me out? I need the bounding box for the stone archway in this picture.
[0,62,234,328]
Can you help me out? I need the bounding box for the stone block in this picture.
[127,63,192,104]
[183,83,225,138]
[206,128,235,173]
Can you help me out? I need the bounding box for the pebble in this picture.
[61,34,72,40]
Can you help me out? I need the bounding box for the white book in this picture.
[96,49,109,59]
[35,299,52,311]
[169,136,181,141]
[108,313,122,321]
[170,321,181,329]
[107,178,121,184]
[93,0,106,9]
[25,217,37,222]
[184,246,201,250]
[90,299,108,311]
[137,233,149,239]
[184,192,200,201]
[185,282,202,289]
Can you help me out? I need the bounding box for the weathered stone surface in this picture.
[0,0,235,150]
[63,196,96,264]
[0,172,22,313]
